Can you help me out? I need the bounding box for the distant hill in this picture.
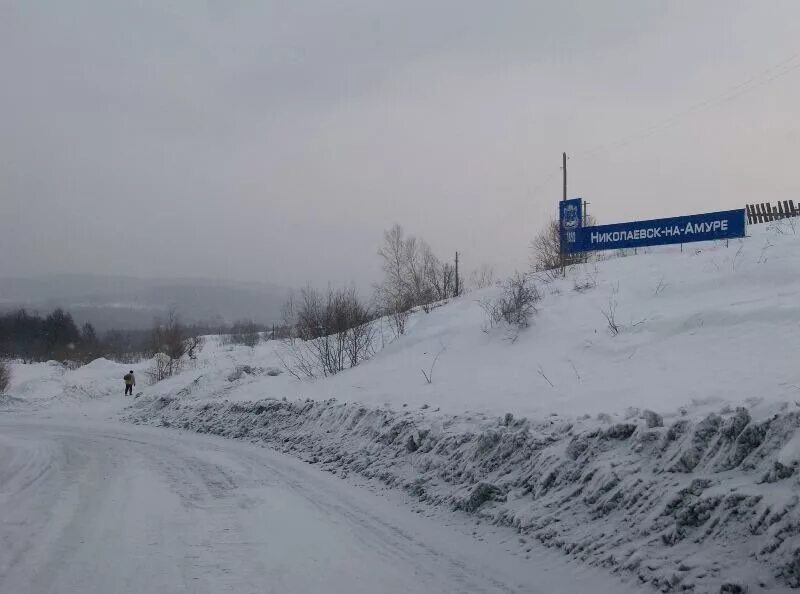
[0,274,289,332]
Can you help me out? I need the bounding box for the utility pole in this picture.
[560,152,567,276]
[582,200,590,264]
[454,251,460,297]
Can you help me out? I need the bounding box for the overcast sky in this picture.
[1,1,799,290]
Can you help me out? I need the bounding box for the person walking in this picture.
[124,370,135,396]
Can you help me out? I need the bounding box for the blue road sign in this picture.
[559,198,583,252]
[560,207,746,253]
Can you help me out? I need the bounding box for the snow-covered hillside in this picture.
[5,222,800,593]
[122,222,800,423]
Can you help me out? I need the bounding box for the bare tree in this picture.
[279,291,298,342]
[377,223,459,327]
[376,224,416,336]
[147,307,187,382]
[384,294,413,338]
[529,216,595,276]
[378,224,431,309]
[479,272,541,333]
[341,288,377,367]
[529,219,563,275]
[423,248,462,306]
[0,360,10,393]
[279,286,377,378]
[419,243,442,311]
[377,224,410,304]
[162,308,187,363]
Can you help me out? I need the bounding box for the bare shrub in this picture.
[0,360,10,393]
[601,286,621,336]
[147,308,187,383]
[279,286,376,379]
[497,272,540,329]
[275,339,317,380]
[479,272,541,332]
[477,297,502,332]
[573,273,597,293]
[146,353,175,385]
[421,342,446,384]
[342,292,377,368]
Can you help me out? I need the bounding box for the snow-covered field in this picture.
[3,223,800,593]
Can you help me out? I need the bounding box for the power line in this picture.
[572,50,800,161]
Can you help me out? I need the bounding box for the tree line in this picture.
[0,307,273,365]
[0,308,100,363]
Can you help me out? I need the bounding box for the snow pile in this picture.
[126,396,800,592]
[1,357,136,409]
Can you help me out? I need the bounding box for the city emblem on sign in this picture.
[562,202,580,230]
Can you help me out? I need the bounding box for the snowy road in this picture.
[0,415,643,594]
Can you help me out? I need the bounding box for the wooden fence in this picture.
[746,201,799,224]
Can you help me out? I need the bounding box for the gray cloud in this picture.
[1,1,799,290]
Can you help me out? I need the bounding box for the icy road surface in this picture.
[0,415,644,594]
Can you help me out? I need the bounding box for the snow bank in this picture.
[126,396,800,592]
